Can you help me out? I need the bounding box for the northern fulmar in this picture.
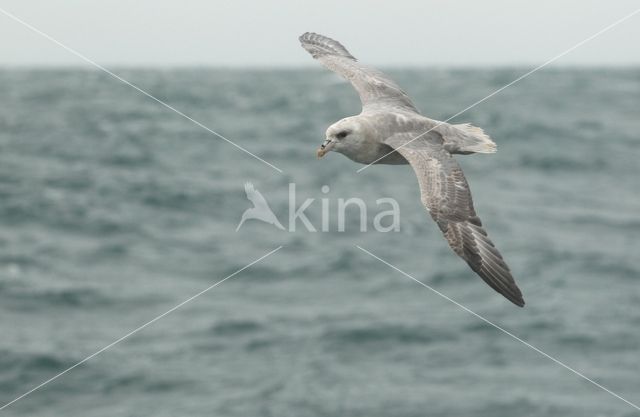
[299,32,525,307]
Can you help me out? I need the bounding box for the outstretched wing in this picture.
[299,32,418,113]
[385,134,525,307]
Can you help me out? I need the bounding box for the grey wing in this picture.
[299,32,418,113]
[385,134,525,307]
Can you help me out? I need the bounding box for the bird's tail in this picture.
[448,123,497,154]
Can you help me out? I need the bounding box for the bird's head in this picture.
[317,118,364,158]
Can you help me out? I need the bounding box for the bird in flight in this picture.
[299,32,525,307]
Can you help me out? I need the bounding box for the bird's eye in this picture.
[336,130,349,139]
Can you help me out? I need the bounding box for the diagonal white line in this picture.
[356,7,640,173]
[355,245,640,412]
[0,7,283,174]
[0,246,283,412]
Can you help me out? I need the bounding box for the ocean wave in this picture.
[322,323,457,347]
[0,350,74,373]
[518,154,608,171]
[0,349,77,393]
[4,286,112,309]
[210,319,264,336]
[100,372,191,394]
[566,214,640,232]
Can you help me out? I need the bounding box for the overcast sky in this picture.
[0,0,639,67]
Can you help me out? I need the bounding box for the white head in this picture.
[317,117,366,158]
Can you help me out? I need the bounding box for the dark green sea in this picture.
[0,68,639,416]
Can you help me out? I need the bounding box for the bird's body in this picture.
[327,112,496,165]
[300,32,525,307]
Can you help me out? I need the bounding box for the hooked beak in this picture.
[317,138,335,158]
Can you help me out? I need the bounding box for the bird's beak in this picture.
[317,138,334,158]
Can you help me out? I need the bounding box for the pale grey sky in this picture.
[0,0,639,67]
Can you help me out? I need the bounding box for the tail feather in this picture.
[444,123,498,154]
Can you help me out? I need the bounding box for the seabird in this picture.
[299,32,525,307]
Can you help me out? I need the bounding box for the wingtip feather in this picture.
[299,32,356,60]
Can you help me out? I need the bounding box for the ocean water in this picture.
[0,68,639,417]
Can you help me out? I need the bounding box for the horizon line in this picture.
[1,62,639,70]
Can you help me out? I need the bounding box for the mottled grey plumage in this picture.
[299,32,418,113]
[300,32,525,306]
